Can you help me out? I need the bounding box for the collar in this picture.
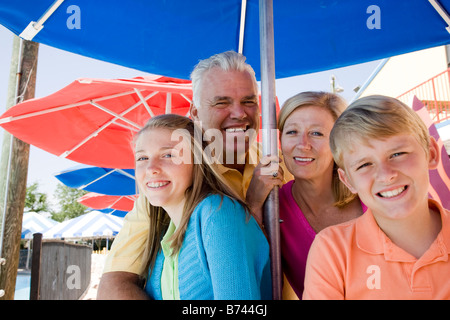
[214,142,260,174]
[356,199,450,261]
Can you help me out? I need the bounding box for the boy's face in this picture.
[337,134,439,221]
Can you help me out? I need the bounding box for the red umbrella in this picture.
[78,192,137,212]
[0,75,278,169]
[0,76,192,169]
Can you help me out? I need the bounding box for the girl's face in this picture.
[135,127,193,222]
[280,105,336,181]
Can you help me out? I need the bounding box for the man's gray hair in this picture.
[190,51,258,108]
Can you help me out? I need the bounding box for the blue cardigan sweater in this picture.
[145,194,272,300]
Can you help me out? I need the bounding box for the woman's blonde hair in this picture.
[278,91,357,208]
[330,95,431,168]
[133,114,248,273]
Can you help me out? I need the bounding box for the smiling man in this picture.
[190,65,260,170]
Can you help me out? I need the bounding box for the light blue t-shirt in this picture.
[145,194,272,300]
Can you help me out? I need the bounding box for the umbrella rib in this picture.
[238,0,248,54]
[60,104,142,159]
[80,169,117,189]
[89,101,142,130]
[429,0,450,33]
[19,0,65,40]
[115,169,136,180]
[166,92,172,113]
[110,121,141,131]
[180,93,192,104]
[0,103,84,124]
[61,91,158,159]
[134,88,156,117]
[108,197,123,208]
[0,90,137,125]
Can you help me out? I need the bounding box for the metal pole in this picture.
[259,0,282,300]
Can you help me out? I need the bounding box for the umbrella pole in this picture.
[259,0,282,300]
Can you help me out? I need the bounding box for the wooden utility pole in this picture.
[0,37,39,300]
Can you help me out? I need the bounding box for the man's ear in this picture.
[189,103,198,120]
[338,168,358,194]
[427,136,440,170]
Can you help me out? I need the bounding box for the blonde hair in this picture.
[134,114,247,273]
[330,95,430,168]
[278,91,356,208]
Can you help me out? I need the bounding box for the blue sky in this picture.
[0,24,381,208]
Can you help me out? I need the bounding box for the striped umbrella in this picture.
[43,211,123,239]
[21,211,58,239]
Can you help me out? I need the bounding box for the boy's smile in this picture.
[376,185,408,199]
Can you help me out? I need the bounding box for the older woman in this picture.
[278,92,367,299]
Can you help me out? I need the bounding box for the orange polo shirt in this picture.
[303,199,450,300]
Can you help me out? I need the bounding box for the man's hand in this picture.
[97,271,149,300]
[246,155,284,227]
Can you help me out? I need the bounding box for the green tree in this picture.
[25,182,50,213]
[52,183,88,222]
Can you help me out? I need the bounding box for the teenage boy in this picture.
[303,95,450,300]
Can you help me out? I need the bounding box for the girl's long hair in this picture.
[134,114,248,274]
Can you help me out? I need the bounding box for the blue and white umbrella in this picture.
[21,211,58,239]
[54,164,136,196]
[42,211,123,239]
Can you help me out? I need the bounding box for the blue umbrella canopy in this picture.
[1,1,450,79]
[54,164,136,196]
[4,0,450,299]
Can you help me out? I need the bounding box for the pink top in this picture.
[279,180,366,299]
